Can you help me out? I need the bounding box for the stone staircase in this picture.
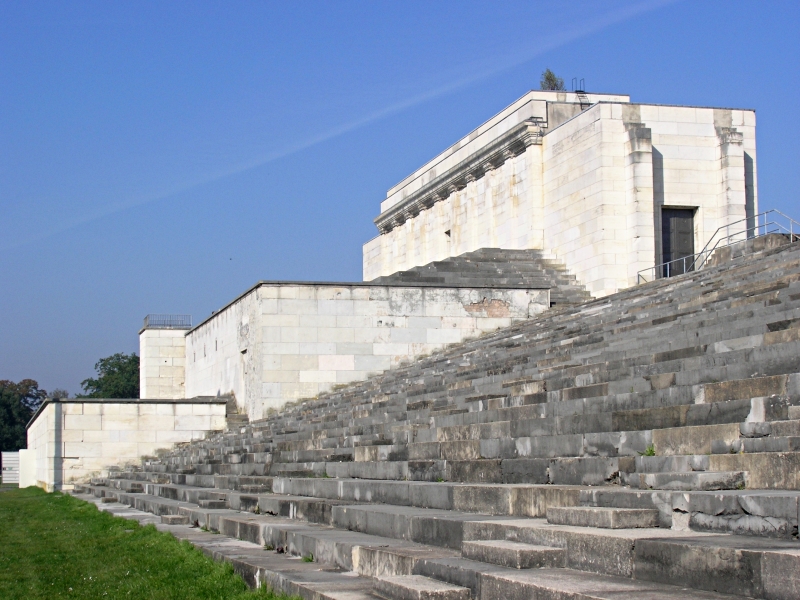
[370,248,592,306]
[225,395,250,432]
[73,235,800,599]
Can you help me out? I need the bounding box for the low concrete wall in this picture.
[26,398,227,491]
[19,449,35,488]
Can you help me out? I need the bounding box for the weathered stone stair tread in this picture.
[639,471,746,491]
[107,471,800,536]
[76,492,752,600]
[460,539,564,569]
[634,534,800,598]
[466,564,748,599]
[546,506,660,529]
[80,494,384,600]
[373,575,470,600]
[161,514,190,524]
[198,499,228,509]
[84,484,738,555]
[372,248,591,305]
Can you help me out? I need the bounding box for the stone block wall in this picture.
[364,147,545,281]
[542,104,628,298]
[26,398,227,491]
[140,328,187,399]
[363,90,758,298]
[185,282,548,419]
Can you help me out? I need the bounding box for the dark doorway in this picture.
[661,208,695,277]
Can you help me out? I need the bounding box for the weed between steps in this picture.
[639,444,656,457]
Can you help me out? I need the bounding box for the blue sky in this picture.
[1,0,798,394]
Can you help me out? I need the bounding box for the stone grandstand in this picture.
[74,233,800,600]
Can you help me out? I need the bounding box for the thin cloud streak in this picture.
[3,0,678,251]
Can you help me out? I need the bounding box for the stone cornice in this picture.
[375,118,545,233]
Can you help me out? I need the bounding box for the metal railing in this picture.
[142,314,192,329]
[638,209,800,284]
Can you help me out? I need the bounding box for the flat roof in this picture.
[383,89,630,210]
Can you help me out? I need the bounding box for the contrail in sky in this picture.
[5,0,679,250]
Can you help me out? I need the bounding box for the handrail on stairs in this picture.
[637,209,800,285]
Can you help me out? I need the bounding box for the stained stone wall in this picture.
[363,90,757,298]
[139,328,186,399]
[182,282,548,419]
[26,398,227,491]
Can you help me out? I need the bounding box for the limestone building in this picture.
[363,90,757,297]
[139,88,758,420]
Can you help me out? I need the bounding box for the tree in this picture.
[0,379,47,451]
[51,388,70,399]
[78,353,140,398]
[540,68,565,91]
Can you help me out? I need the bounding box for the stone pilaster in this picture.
[624,123,655,284]
[717,127,746,228]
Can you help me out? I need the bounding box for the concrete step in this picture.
[723,437,800,454]
[635,454,710,473]
[79,493,384,600]
[75,490,757,599]
[197,499,228,509]
[639,471,747,491]
[373,575,470,600]
[161,514,189,525]
[546,507,659,529]
[634,534,800,598]
[415,558,746,600]
[460,539,564,569]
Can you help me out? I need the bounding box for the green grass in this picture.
[0,487,297,600]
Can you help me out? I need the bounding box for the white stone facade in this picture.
[26,399,226,491]
[139,328,187,399]
[183,282,548,419]
[363,91,758,298]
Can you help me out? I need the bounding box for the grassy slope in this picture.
[0,487,293,600]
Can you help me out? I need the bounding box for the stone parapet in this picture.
[26,397,227,491]
[185,281,549,419]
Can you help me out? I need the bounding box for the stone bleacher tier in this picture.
[74,234,800,600]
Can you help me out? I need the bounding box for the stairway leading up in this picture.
[75,235,800,600]
[370,248,592,306]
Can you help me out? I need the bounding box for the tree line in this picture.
[0,353,139,451]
